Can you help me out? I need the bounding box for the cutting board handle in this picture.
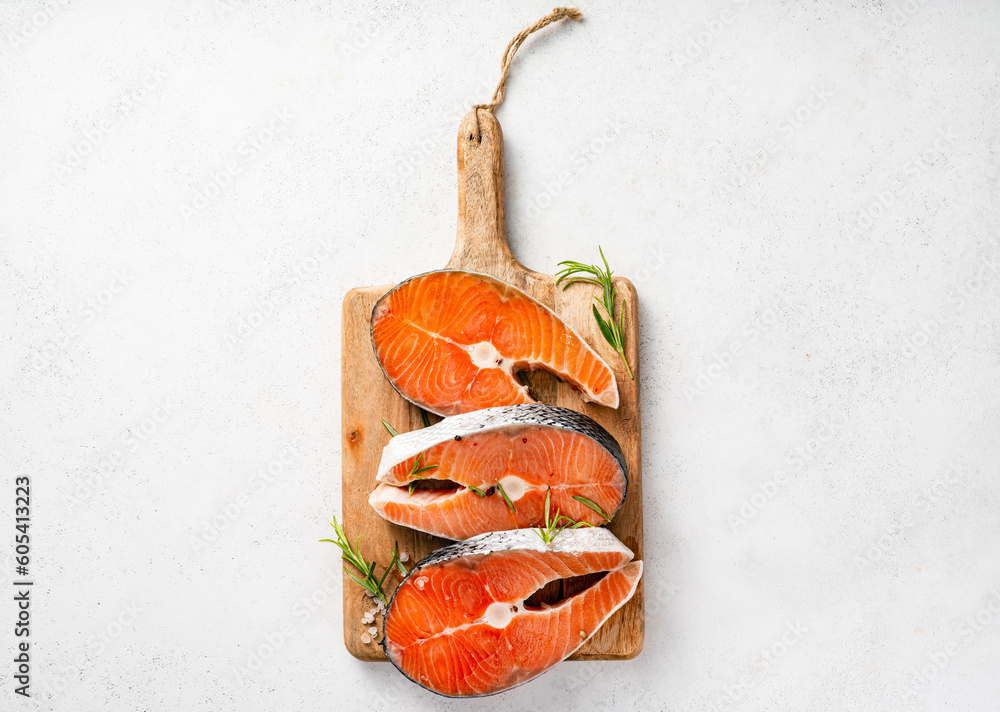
[447,109,525,276]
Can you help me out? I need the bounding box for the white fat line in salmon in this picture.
[393,317,526,379]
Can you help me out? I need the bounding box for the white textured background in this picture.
[2,0,999,709]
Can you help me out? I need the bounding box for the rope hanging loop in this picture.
[471,7,583,138]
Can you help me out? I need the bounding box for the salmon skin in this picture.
[370,270,619,416]
[368,404,628,540]
[382,528,643,697]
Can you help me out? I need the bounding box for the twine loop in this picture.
[471,7,582,138]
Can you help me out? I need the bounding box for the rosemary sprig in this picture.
[467,485,488,497]
[384,418,440,495]
[534,487,592,545]
[572,495,611,523]
[496,482,517,513]
[406,452,439,495]
[555,246,633,379]
[320,517,405,604]
[410,453,438,477]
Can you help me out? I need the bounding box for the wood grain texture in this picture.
[341,108,643,662]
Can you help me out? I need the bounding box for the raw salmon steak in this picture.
[383,528,643,697]
[370,270,619,416]
[369,404,627,540]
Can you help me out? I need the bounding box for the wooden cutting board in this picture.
[341,108,643,662]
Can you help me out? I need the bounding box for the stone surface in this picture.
[1,0,998,709]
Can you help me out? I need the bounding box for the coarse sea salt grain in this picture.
[368,627,378,636]
[361,633,371,644]
[399,552,409,562]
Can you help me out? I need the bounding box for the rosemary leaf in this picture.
[496,482,517,514]
[572,495,612,523]
[392,542,408,577]
[345,567,371,591]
